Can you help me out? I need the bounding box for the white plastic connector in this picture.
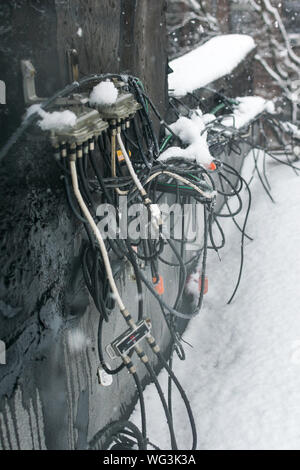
[97,366,113,387]
[294,146,300,157]
[149,203,162,231]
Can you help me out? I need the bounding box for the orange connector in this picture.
[208,162,216,171]
[199,276,208,295]
[152,275,164,295]
[117,149,131,162]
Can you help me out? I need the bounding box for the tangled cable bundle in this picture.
[2,72,299,450]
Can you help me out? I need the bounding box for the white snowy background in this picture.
[131,151,300,450]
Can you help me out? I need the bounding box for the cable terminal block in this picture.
[106,319,152,360]
[92,83,142,126]
[50,107,108,148]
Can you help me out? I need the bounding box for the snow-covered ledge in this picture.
[168,34,256,97]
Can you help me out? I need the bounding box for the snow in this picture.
[67,329,91,354]
[89,81,118,106]
[24,103,43,119]
[37,110,77,131]
[25,104,77,131]
[131,151,300,450]
[185,269,207,301]
[168,114,206,144]
[158,112,214,167]
[169,35,256,97]
[220,96,275,129]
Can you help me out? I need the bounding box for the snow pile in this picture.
[131,151,300,450]
[38,110,77,131]
[158,111,214,168]
[89,81,118,106]
[169,34,256,97]
[221,96,275,129]
[25,104,77,131]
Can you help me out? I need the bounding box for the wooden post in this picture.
[0,0,168,450]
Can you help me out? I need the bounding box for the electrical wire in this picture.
[32,77,297,450]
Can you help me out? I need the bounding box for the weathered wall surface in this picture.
[0,0,169,450]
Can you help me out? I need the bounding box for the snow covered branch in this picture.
[262,0,300,67]
[249,0,300,122]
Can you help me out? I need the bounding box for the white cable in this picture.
[111,134,128,195]
[117,133,163,230]
[69,160,126,312]
[117,133,146,196]
[146,171,216,199]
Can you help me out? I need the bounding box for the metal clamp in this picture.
[21,60,46,105]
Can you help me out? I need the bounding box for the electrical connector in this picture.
[117,148,131,163]
[106,320,152,359]
[92,83,142,126]
[97,367,113,387]
[50,106,108,148]
[149,203,162,231]
[152,275,164,296]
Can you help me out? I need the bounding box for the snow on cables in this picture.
[25,104,78,131]
[220,96,276,129]
[21,73,297,452]
[158,110,216,170]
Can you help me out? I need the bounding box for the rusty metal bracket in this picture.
[66,49,79,83]
[21,60,46,105]
[21,58,83,108]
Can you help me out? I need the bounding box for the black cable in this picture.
[132,371,147,446]
[88,420,146,450]
[222,163,252,304]
[77,157,96,210]
[208,210,226,251]
[156,351,197,451]
[218,170,253,242]
[251,147,275,203]
[142,360,178,450]
[197,204,208,312]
